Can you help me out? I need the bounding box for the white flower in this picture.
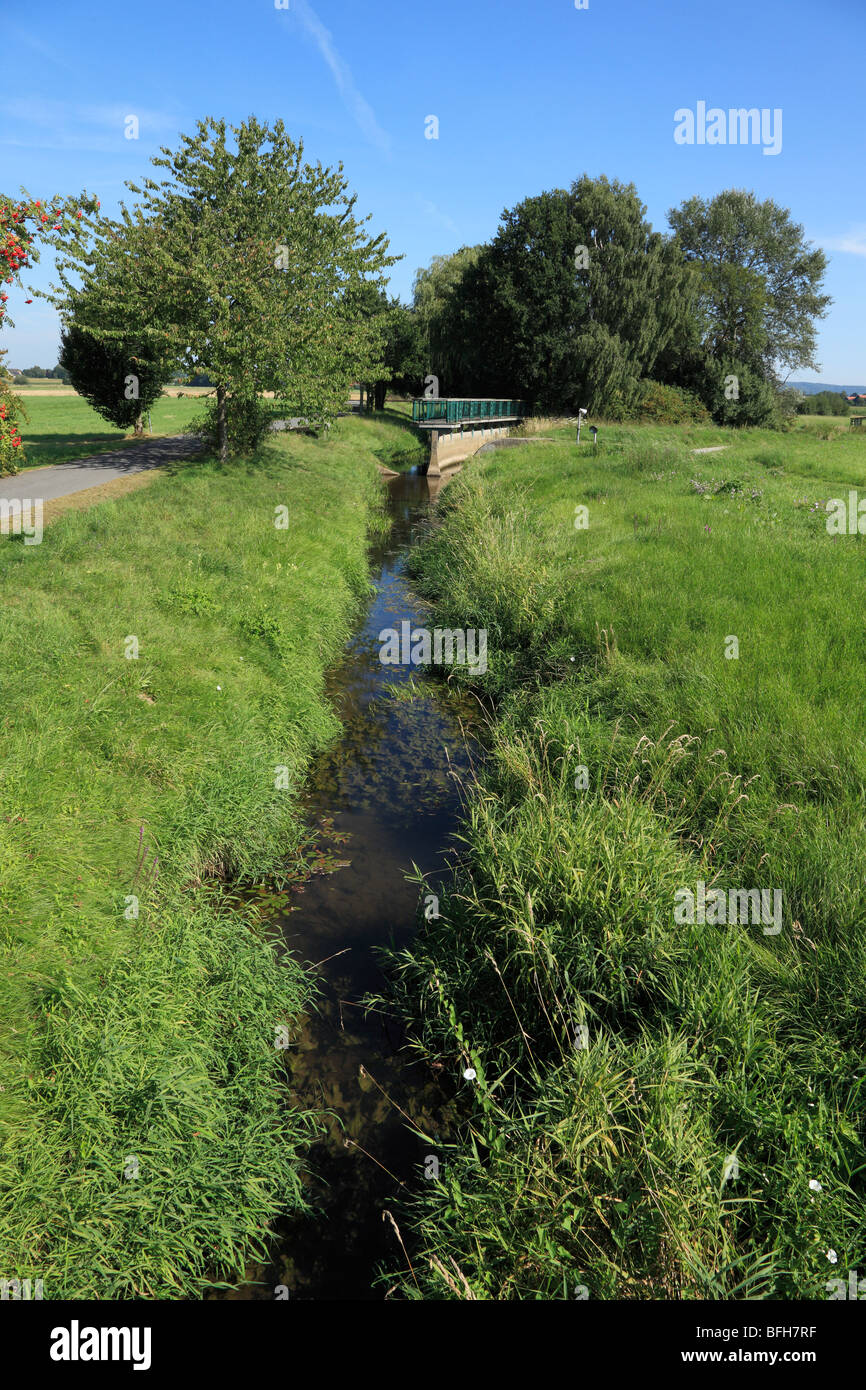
[216,685,222,691]
[462,1067,477,1081]
[809,1179,823,1192]
[827,1250,838,1264]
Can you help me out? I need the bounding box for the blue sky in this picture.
[3,0,864,381]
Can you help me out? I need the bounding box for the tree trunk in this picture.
[133,413,144,436]
[374,380,387,411]
[216,384,228,463]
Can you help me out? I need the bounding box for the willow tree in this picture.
[47,117,396,460]
[425,177,693,413]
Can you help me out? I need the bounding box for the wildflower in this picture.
[809,1179,823,1192]
[827,1250,838,1264]
[462,1067,477,1081]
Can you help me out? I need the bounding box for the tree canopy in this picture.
[47,117,397,459]
[59,311,175,434]
[415,177,694,414]
[667,189,831,387]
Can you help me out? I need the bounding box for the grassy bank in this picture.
[0,415,395,1297]
[385,421,866,1299]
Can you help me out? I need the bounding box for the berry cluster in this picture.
[0,192,99,472]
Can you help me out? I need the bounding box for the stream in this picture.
[223,466,478,1301]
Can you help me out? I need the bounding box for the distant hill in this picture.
[789,381,866,396]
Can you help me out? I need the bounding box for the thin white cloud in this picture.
[286,0,391,155]
[822,226,866,257]
[415,195,458,234]
[4,25,78,75]
[0,97,181,150]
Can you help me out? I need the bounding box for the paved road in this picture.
[0,435,202,502]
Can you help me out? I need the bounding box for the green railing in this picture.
[412,397,527,425]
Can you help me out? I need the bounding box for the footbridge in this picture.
[411,398,527,475]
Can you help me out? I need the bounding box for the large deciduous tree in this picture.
[47,117,397,460]
[422,178,693,414]
[412,246,484,394]
[348,286,426,411]
[666,189,831,415]
[381,300,426,403]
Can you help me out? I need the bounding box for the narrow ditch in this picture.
[221,466,478,1300]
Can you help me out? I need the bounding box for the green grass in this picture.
[382,421,866,1300]
[11,392,207,470]
[0,413,400,1297]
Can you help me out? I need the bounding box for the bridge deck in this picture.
[414,416,523,430]
[412,397,527,427]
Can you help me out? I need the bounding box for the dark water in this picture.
[224,468,478,1301]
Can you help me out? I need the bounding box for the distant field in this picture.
[13,382,215,397]
[9,390,415,471]
[11,393,208,470]
[796,413,856,432]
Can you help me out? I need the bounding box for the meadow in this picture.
[0,413,406,1297]
[384,419,866,1299]
[8,391,207,470]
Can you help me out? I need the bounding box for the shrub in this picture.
[637,380,711,425]
[0,375,26,473]
[59,320,174,434]
[187,391,275,457]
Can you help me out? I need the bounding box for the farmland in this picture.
[8,391,207,470]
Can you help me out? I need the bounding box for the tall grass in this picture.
[383,422,866,1299]
[0,415,397,1296]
